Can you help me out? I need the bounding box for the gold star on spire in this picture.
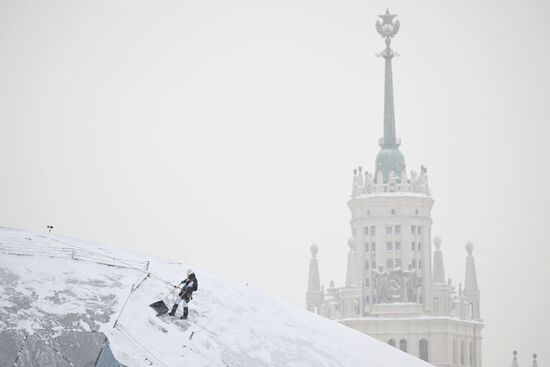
[378,9,397,26]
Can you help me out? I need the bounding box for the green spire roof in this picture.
[374,9,405,183]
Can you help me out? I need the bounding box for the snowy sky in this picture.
[1,0,549,366]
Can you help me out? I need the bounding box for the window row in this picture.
[388,338,409,353]
[386,241,401,251]
[411,241,423,251]
[364,259,422,271]
[453,340,476,367]
[385,225,401,234]
[362,225,423,236]
[364,241,422,251]
[388,338,429,362]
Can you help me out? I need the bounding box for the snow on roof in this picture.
[0,227,433,367]
[354,192,431,199]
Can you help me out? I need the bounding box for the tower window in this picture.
[386,259,393,269]
[371,226,376,235]
[386,226,393,234]
[418,242,422,251]
[395,241,401,251]
[365,242,369,251]
[365,261,370,270]
[371,259,376,268]
[411,241,416,250]
[418,226,422,234]
[415,209,419,215]
[419,339,429,362]
[365,278,370,287]
[386,242,393,251]
[371,242,376,251]
[395,258,401,268]
[453,339,457,364]
[412,259,417,268]
[364,227,369,235]
[388,339,396,347]
[461,341,465,366]
[433,297,439,313]
[399,339,407,352]
[391,208,396,215]
[418,259,422,269]
[411,225,415,234]
[394,225,400,233]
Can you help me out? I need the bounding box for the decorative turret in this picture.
[511,351,519,367]
[374,9,406,183]
[432,236,446,284]
[464,242,479,291]
[306,244,324,312]
[508,351,538,367]
[464,241,481,320]
[345,237,360,286]
[429,236,453,315]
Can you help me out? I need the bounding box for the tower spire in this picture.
[432,236,446,284]
[377,9,400,149]
[464,241,481,320]
[306,244,324,312]
[374,10,405,182]
[345,237,360,286]
[464,242,479,292]
[511,351,519,367]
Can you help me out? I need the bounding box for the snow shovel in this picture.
[149,285,181,316]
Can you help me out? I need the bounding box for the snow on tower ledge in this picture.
[351,165,430,198]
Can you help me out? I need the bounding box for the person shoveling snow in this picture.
[150,269,198,320]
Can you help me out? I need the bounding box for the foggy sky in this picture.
[1,1,549,366]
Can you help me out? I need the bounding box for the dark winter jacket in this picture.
[178,274,198,302]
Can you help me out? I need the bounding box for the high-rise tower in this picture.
[305,10,483,366]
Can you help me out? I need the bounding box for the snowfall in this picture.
[0,227,432,367]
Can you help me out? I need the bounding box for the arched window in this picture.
[388,339,396,347]
[399,339,407,352]
[461,341,465,365]
[356,299,362,315]
[433,297,439,313]
[453,339,457,364]
[419,339,429,362]
[469,342,475,366]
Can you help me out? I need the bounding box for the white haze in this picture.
[1,1,549,366]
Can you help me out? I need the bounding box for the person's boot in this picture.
[180,307,188,320]
[168,304,178,316]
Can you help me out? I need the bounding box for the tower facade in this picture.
[305,10,483,367]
